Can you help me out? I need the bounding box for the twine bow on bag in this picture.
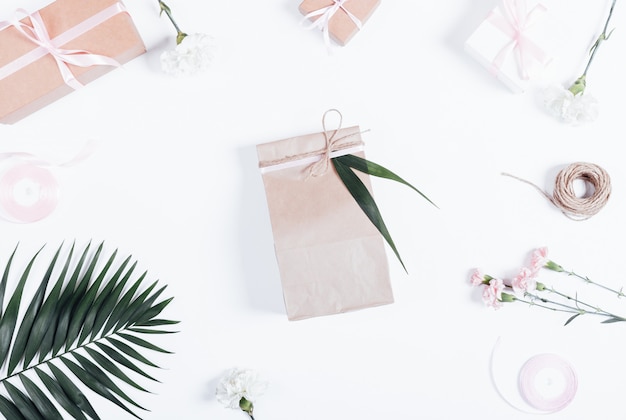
[307,109,365,178]
[487,0,550,79]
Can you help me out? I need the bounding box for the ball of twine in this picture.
[502,162,611,221]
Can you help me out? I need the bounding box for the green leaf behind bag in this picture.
[332,154,437,272]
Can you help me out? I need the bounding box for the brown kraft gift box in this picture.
[0,0,146,124]
[257,125,394,321]
[299,0,381,46]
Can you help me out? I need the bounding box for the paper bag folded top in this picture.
[0,0,146,124]
[257,125,393,321]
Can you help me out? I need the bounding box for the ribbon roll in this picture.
[490,336,578,414]
[518,353,578,412]
[0,162,59,223]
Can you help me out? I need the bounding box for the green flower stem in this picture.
[513,296,580,315]
[583,0,617,77]
[562,269,626,298]
[524,290,626,322]
[157,0,187,44]
[569,0,617,95]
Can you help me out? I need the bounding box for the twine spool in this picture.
[502,162,611,220]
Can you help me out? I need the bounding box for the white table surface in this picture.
[1,0,625,419]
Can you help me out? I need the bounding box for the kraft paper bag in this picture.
[257,124,393,321]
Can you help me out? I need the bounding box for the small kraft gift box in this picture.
[299,0,380,46]
[0,0,146,124]
[257,116,394,321]
[464,0,562,93]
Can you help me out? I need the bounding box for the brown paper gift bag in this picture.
[257,121,393,321]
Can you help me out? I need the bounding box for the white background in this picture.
[1,0,626,419]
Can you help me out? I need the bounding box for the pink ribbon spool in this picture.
[518,353,578,412]
[0,162,59,223]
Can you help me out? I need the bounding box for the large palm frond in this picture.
[0,241,178,419]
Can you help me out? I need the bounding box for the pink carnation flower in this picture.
[530,247,549,275]
[482,278,505,310]
[511,267,537,295]
[470,269,485,286]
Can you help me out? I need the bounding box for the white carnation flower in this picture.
[160,33,216,76]
[216,368,268,415]
[544,85,599,125]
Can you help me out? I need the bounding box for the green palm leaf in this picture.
[0,242,179,419]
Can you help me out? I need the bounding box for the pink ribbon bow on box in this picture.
[0,4,123,90]
[488,0,550,80]
[301,0,363,48]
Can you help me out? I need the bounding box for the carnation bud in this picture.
[568,75,586,96]
[545,260,564,272]
[239,397,254,416]
[500,292,516,303]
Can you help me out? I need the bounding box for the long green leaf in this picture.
[34,367,88,420]
[94,342,159,383]
[0,246,43,369]
[61,356,143,419]
[52,242,92,356]
[71,353,148,410]
[84,347,151,392]
[67,248,117,349]
[19,374,64,420]
[602,317,625,324]
[9,244,63,374]
[0,244,19,319]
[35,244,76,363]
[90,261,137,341]
[102,273,146,337]
[106,337,159,368]
[63,242,107,351]
[113,280,159,333]
[136,295,173,326]
[4,380,44,420]
[117,333,172,354]
[332,158,407,272]
[48,363,100,420]
[136,319,180,327]
[78,254,131,346]
[333,154,438,208]
[127,327,178,335]
[0,394,26,420]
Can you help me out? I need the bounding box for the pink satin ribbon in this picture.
[301,0,362,48]
[0,3,125,89]
[488,0,549,80]
[518,353,577,412]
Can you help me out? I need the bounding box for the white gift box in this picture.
[464,0,561,93]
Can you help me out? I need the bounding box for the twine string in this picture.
[306,109,368,178]
[502,162,611,221]
[308,108,344,177]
